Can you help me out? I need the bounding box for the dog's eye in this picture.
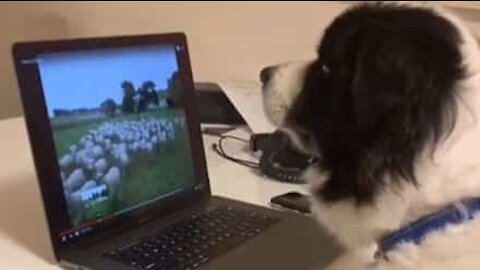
[320,63,330,75]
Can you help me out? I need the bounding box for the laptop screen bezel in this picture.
[12,33,211,258]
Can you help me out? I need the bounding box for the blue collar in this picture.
[376,198,480,258]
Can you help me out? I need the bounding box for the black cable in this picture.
[211,135,259,169]
[218,135,249,143]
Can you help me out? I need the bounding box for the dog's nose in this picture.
[260,65,277,84]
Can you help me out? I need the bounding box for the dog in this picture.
[261,2,480,269]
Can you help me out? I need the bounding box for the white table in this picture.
[0,117,307,269]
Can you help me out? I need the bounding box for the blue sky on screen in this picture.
[37,46,178,117]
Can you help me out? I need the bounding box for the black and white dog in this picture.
[261,2,480,269]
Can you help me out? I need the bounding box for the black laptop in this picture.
[12,33,341,270]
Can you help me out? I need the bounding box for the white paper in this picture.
[218,81,276,134]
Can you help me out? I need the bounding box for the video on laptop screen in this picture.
[36,46,195,229]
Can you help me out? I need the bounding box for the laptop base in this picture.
[60,196,342,270]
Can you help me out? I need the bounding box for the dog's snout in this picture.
[260,66,277,85]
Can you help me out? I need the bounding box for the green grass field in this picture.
[52,109,195,226]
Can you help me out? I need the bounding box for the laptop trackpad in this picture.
[200,212,343,270]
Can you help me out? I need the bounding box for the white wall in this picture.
[47,1,348,82]
[1,1,479,119]
[0,2,68,119]
[0,1,350,119]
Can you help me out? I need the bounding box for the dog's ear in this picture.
[350,25,417,138]
[352,15,463,140]
[344,18,461,201]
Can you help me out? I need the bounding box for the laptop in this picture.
[12,33,341,270]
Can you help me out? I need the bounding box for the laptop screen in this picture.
[35,45,197,241]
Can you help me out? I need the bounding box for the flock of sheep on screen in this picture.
[58,115,186,215]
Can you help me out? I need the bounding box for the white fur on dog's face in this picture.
[262,61,317,155]
[262,61,312,126]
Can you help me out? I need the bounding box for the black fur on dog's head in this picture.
[262,3,466,205]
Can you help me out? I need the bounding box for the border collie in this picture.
[261,2,480,269]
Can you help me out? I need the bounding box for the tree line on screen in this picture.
[53,71,182,118]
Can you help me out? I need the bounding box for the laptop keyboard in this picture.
[103,206,280,270]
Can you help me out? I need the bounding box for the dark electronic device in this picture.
[250,131,316,183]
[270,192,311,214]
[194,82,246,125]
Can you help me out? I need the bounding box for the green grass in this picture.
[113,128,194,210]
[84,198,112,222]
[53,122,101,157]
[52,109,195,226]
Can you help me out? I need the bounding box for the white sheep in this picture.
[84,140,94,149]
[146,142,154,154]
[128,143,135,153]
[59,117,180,197]
[118,143,127,153]
[134,132,141,142]
[167,127,175,140]
[69,144,78,153]
[87,158,96,170]
[126,132,134,142]
[74,149,85,165]
[79,136,87,145]
[140,140,148,152]
[80,180,97,191]
[66,190,83,213]
[94,135,105,145]
[151,135,158,145]
[117,151,130,167]
[94,158,108,175]
[59,153,74,171]
[65,168,86,192]
[159,131,167,143]
[91,145,104,158]
[132,142,140,153]
[103,166,121,191]
[104,143,112,152]
[119,133,127,142]
[76,149,95,168]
